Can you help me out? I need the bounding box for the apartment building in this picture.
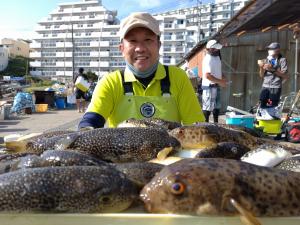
[0,38,31,58]
[0,45,9,72]
[29,0,118,78]
[30,0,248,79]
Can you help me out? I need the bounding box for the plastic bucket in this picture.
[55,98,65,109]
[225,115,255,129]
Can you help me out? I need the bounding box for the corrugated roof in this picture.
[183,0,300,62]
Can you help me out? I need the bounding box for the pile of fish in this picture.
[1,117,300,223]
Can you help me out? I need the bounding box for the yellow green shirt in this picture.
[87,63,205,125]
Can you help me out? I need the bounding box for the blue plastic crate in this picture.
[225,115,255,129]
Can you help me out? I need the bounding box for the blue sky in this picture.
[0,0,212,40]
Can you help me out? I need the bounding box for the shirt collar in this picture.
[123,62,166,82]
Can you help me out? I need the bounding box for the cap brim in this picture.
[120,23,160,40]
[213,44,223,50]
[207,43,222,50]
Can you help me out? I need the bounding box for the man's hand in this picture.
[219,78,227,87]
[263,63,274,71]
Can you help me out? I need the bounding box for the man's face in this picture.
[268,48,280,57]
[119,27,161,72]
[207,48,218,54]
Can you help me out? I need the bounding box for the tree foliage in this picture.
[0,56,29,76]
[86,71,98,82]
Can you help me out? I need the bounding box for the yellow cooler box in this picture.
[255,119,282,134]
[35,104,48,113]
[75,76,90,92]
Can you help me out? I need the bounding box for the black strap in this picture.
[120,70,134,94]
[120,66,170,95]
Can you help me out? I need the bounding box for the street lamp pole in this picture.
[197,0,202,43]
[295,38,299,92]
[98,21,103,79]
[71,5,75,82]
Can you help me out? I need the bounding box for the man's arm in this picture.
[78,112,106,129]
[204,73,227,87]
[274,58,288,79]
[77,73,115,129]
[274,69,288,79]
[262,59,288,79]
[259,67,265,78]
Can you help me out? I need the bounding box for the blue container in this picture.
[55,98,66,109]
[226,115,255,129]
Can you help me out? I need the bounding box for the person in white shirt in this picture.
[202,40,227,123]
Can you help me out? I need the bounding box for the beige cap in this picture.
[119,12,160,40]
[206,40,223,50]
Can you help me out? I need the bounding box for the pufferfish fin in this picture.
[54,133,81,150]
[230,198,262,225]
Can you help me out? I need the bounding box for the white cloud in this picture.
[136,0,161,8]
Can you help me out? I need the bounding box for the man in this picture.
[74,67,89,113]
[78,12,205,129]
[258,42,288,110]
[201,40,227,123]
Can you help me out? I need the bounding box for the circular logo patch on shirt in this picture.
[140,102,155,118]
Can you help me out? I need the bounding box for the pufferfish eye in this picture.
[171,182,185,195]
[100,196,111,204]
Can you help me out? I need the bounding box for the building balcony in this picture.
[201,17,211,22]
[90,51,110,57]
[56,42,73,48]
[30,61,41,67]
[56,61,72,67]
[30,71,42,76]
[30,42,42,49]
[163,48,172,52]
[175,47,184,52]
[99,61,109,67]
[175,35,184,41]
[56,52,73,57]
[29,52,41,58]
[56,71,73,76]
[100,41,109,47]
[90,61,99,67]
[100,51,110,57]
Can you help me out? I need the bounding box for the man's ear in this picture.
[119,41,124,52]
[119,41,125,56]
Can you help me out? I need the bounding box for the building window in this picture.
[79,15,85,19]
[164,23,172,28]
[57,17,62,20]
[45,26,51,29]
[75,33,81,36]
[74,40,91,46]
[54,25,60,28]
[187,31,194,35]
[109,40,120,46]
[89,14,95,18]
[43,34,49,37]
[225,13,230,18]
[163,56,171,64]
[177,19,184,25]
[81,7,87,11]
[78,24,83,28]
[85,32,91,36]
[59,8,64,12]
[87,24,93,27]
